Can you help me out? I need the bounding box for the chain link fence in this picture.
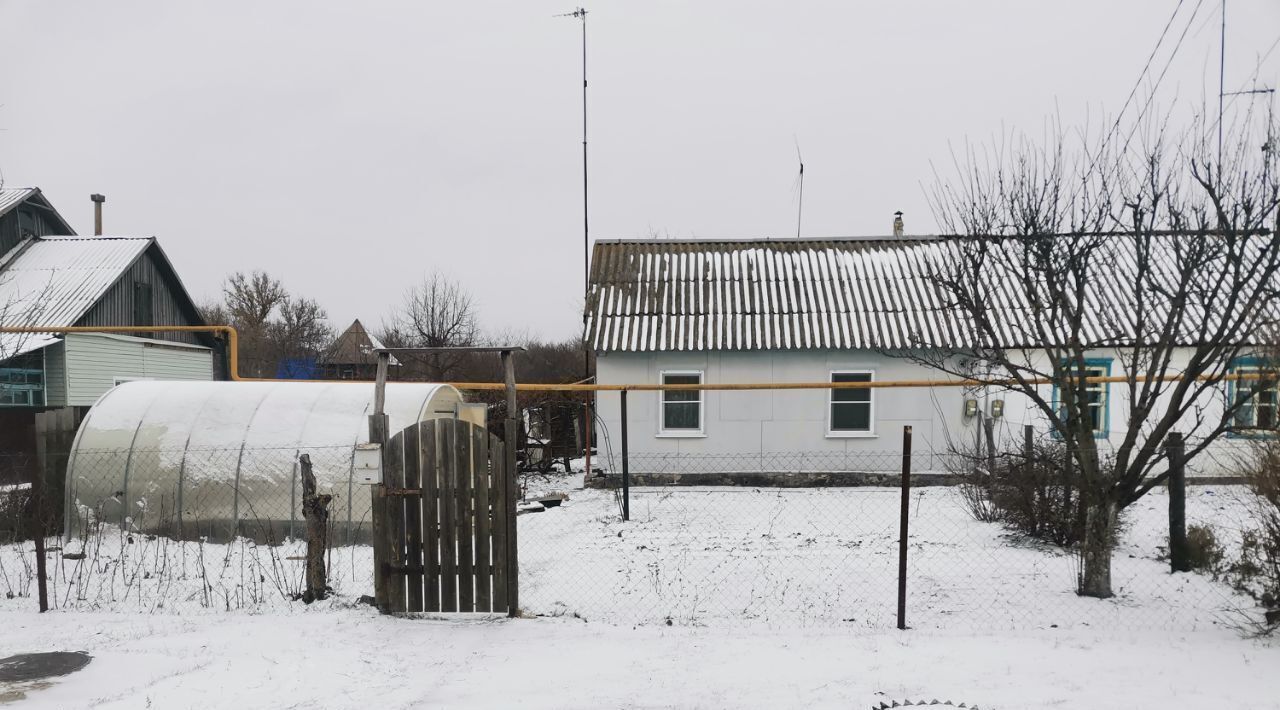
[1,435,1271,631]
[517,437,1266,631]
[1,447,376,613]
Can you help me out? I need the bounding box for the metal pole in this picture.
[583,399,592,484]
[620,389,630,521]
[897,424,912,630]
[1167,432,1189,573]
[1218,0,1226,175]
[580,8,589,305]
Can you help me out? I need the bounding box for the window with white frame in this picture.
[1081,365,1109,433]
[829,371,873,434]
[1055,361,1110,435]
[660,371,702,433]
[1231,363,1279,431]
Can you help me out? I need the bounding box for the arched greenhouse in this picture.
[64,380,480,543]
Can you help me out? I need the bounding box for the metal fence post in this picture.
[1167,431,1189,573]
[620,389,630,521]
[897,424,912,630]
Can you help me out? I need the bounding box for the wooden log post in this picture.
[370,349,393,613]
[299,454,332,603]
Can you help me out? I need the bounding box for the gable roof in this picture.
[584,235,1279,353]
[322,319,399,366]
[0,187,76,234]
[0,236,187,358]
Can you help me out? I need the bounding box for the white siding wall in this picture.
[596,350,971,473]
[596,348,1249,477]
[64,333,213,406]
[43,341,68,407]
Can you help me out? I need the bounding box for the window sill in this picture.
[826,432,878,439]
[1226,430,1278,440]
[655,432,707,439]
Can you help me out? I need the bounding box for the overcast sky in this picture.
[2,1,1278,340]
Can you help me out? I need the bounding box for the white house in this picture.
[584,237,1267,480]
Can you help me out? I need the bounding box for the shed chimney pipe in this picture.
[91,194,106,236]
[892,211,904,238]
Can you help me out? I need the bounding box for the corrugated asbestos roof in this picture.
[585,235,1278,352]
[0,187,38,219]
[0,236,153,357]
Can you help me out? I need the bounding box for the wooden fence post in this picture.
[502,351,520,617]
[369,413,390,612]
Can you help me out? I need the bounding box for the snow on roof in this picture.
[585,235,1279,352]
[0,187,39,219]
[0,236,153,358]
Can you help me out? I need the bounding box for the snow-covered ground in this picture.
[1,482,1266,631]
[1,609,1278,709]
[1,482,1276,708]
[520,481,1263,630]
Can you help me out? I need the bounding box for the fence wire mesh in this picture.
[516,441,1266,632]
[1,447,375,613]
[0,436,1272,631]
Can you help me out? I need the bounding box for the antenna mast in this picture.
[794,140,804,239]
[559,7,590,378]
[1218,0,1226,174]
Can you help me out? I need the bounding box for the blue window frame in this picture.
[1227,357,1278,436]
[0,351,45,407]
[1053,358,1111,438]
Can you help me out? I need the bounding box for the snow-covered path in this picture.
[1,608,1277,709]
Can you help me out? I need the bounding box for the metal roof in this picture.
[0,236,153,358]
[585,235,1279,353]
[0,187,39,219]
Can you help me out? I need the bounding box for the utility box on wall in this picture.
[354,443,383,485]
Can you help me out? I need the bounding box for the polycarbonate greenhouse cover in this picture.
[64,380,467,540]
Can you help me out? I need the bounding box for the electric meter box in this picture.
[354,443,383,485]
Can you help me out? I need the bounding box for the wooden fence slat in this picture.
[385,431,407,613]
[457,423,475,612]
[472,424,492,612]
[439,418,459,613]
[402,422,424,612]
[423,421,442,612]
[490,435,509,614]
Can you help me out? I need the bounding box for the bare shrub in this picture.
[1224,443,1280,631]
[1184,524,1226,573]
[957,439,1087,547]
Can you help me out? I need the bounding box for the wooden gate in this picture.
[373,418,517,614]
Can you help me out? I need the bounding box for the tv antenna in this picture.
[793,137,804,239]
[558,7,589,377]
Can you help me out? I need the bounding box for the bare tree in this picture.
[916,111,1280,597]
[203,271,332,378]
[384,272,479,381]
[272,296,333,364]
